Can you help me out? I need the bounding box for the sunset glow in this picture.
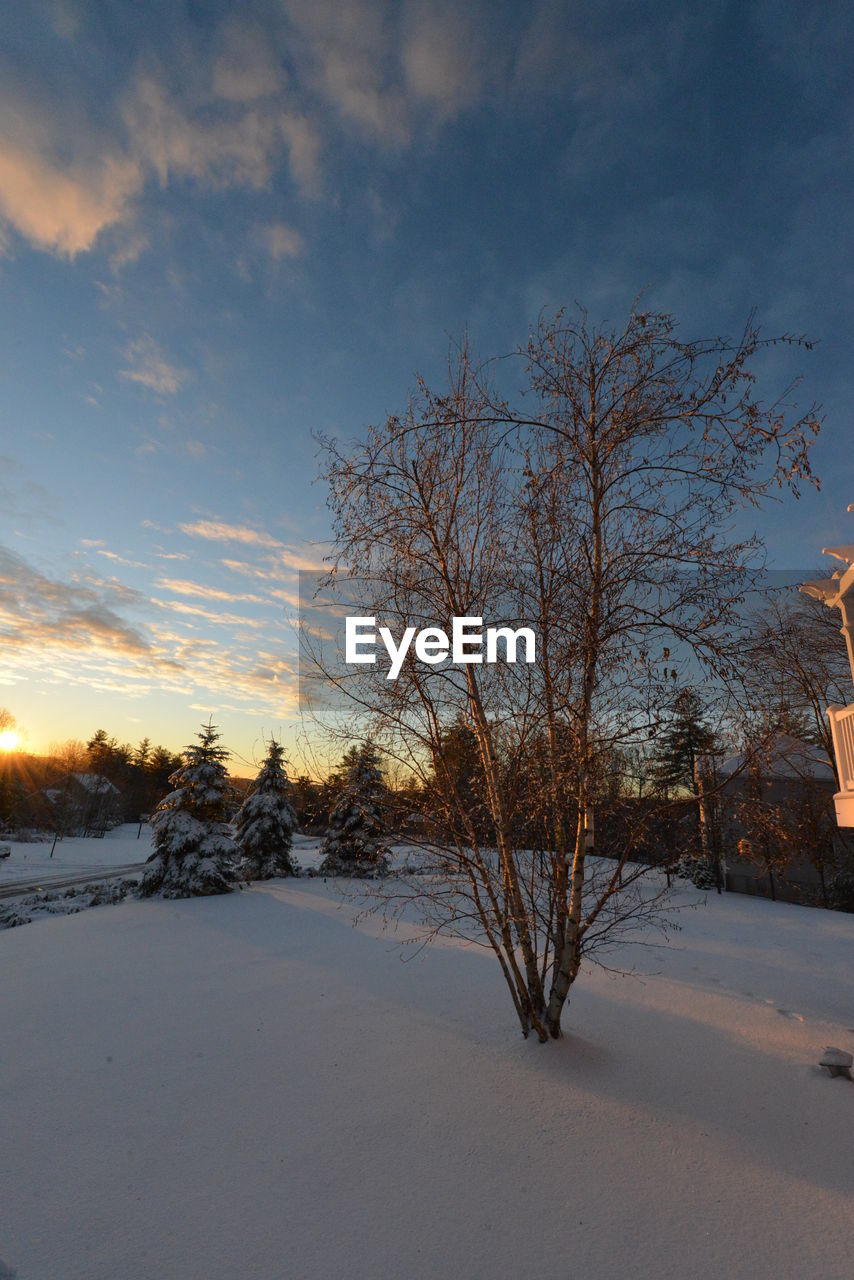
[0,1,851,766]
[0,729,20,753]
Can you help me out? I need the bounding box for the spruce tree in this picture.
[654,690,723,890]
[235,739,298,880]
[319,743,390,877]
[140,721,237,898]
[653,690,717,795]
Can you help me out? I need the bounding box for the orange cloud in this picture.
[180,520,283,549]
[0,544,299,716]
[0,6,504,260]
[0,142,141,258]
[157,577,268,605]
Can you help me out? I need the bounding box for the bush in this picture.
[827,864,854,913]
[674,853,718,890]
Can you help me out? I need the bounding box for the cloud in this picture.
[134,437,162,457]
[281,0,500,142]
[159,569,299,609]
[274,548,328,572]
[49,1,81,41]
[402,2,485,118]
[120,335,189,395]
[157,577,268,605]
[222,558,268,577]
[0,139,142,259]
[96,550,148,569]
[268,587,301,608]
[0,544,152,661]
[212,20,284,102]
[0,543,299,714]
[279,112,322,195]
[259,220,304,260]
[282,0,410,144]
[0,12,319,258]
[122,73,288,191]
[152,598,269,629]
[219,541,327,572]
[180,519,283,548]
[109,229,149,271]
[0,4,507,259]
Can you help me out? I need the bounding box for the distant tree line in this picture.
[0,729,183,837]
[4,534,853,923]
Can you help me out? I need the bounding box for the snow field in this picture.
[2,877,853,1279]
[0,823,152,884]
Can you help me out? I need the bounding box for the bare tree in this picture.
[736,592,853,900]
[744,589,852,784]
[734,762,793,902]
[314,306,820,1040]
[45,739,88,855]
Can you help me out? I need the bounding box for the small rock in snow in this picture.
[819,1046,853,1079]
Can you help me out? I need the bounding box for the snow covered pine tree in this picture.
[319,743,390,877]
[235,739,298,880]
[140,721,237,898]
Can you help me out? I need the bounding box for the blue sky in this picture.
[1,0,853,769]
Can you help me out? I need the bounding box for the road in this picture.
[0,863,146,901]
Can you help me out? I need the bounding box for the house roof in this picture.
[71,773,120,794]
[719,733,835,782]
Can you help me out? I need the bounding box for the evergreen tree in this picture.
[291,774,322,831]
[235,739,298,881]
[653,690,717,795]
[318,745,361,827]
[432,714,492,842]
[86,728,114,772]
[319,743,390,877]
[654,690,724,890]
[140,721,237,898]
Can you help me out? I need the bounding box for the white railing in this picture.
[827,703,854,793]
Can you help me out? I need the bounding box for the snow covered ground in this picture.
[0,822,152,884]
[0,828,403,888]
[292,830,420,872]
[2,877,853,1280]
